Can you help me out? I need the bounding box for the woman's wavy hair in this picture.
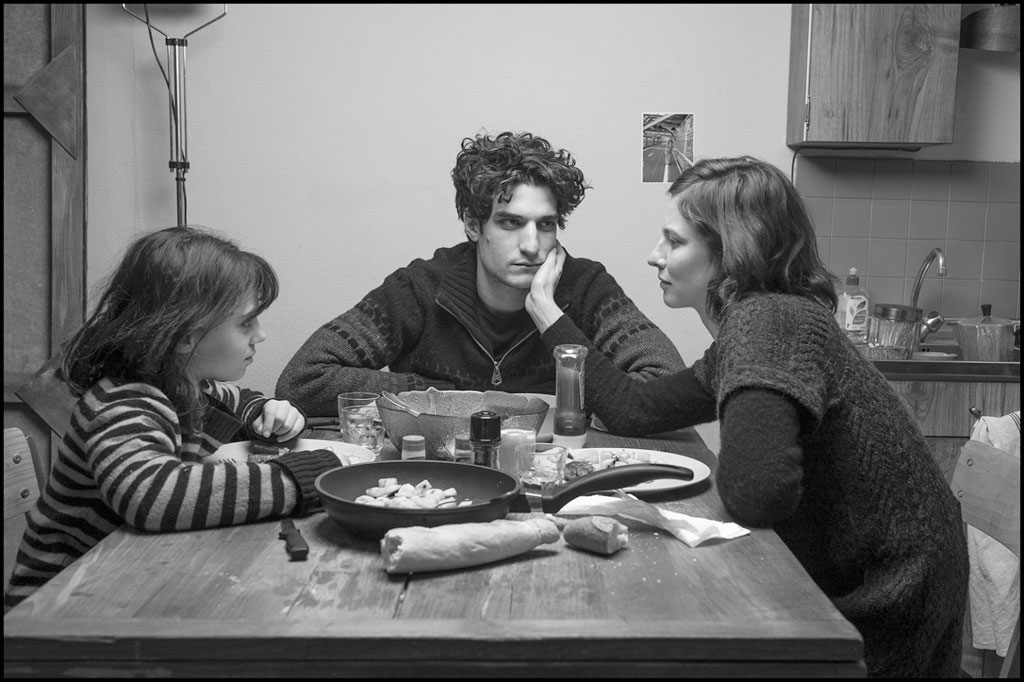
[667,156,838,322]
[60,226,279,427]
[452,131,590,228]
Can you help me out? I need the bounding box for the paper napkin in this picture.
[558,491,749,547]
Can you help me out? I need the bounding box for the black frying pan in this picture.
[315,460,695,539]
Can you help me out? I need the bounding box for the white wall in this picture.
[86,4,1022,454]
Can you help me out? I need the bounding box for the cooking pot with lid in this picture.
[949,304,1018,362]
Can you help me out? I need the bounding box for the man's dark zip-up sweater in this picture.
[276,242,686,417]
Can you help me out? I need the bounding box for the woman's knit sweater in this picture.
[540,293,968,678]
[275,242,687,416]
[4,378,340,608]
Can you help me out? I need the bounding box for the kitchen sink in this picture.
[871,359,1019,382]
[870,329,1019,381]
[917,342,963,360]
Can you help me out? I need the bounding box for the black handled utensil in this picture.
[316,460,699,539]
[279,519,309,560]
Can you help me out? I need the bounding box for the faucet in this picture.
[910,247,946,310]
[919,310,945,343]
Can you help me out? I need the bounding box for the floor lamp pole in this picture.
[168,37,188,226]
[122,4,227,227]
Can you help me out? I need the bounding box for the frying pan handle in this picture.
[541,463,694,513]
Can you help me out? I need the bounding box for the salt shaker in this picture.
[469,410,502,468]
[553,344,587,449]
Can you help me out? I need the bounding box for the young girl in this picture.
[525,157,968,678]
[4,226,344,609]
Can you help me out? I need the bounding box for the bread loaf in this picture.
[504,512,569,530]
[563,516,629,555]
[380,518,560,574]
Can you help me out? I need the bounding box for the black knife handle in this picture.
[279,527,309,560]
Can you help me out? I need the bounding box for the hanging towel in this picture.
[967,411,1020,657]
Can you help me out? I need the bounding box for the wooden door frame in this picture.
[3,3,86,468]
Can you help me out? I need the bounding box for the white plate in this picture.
[515,393,556,442]
[567,448,711,495]
[208,439,376,465]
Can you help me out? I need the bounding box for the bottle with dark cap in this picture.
[469,410,502,468]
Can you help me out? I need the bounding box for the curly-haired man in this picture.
[277,131,686,416]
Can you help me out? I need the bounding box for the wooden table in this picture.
[4,426,864,677]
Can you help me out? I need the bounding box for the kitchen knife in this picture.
[279,518,309,560]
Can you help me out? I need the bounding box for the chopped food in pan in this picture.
[353,478,476,509]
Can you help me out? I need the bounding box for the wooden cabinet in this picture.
[787,4,961,150]
[889,380,1020,482]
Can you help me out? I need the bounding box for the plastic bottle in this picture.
[469,411,502,468]
[552,344,588,449]
[836,267,870,344]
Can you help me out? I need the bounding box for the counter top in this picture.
[873,359,1020,382]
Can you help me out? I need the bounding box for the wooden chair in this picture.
[4,427,42,613]
[951,439,1021,678]
[14,352,76,440]
[13,353,76,480]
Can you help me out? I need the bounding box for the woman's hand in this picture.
[254,400,306,441]
[526,244,566,333]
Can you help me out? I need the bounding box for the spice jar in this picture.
[400,435,426,461]
[452,433,474,464]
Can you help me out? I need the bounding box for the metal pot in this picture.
[950,304,1018,362]
[316,460,696,539]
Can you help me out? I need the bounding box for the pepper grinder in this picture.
[552,344,587,449]
[469,410,502,468]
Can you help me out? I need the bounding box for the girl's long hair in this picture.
[60,226,278,426]
[667,156,838,322]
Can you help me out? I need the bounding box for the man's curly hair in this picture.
[452,131,590,228]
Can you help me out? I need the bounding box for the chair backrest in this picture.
[952,440,1021,558]
[4,427,42,594]
[951,439,1021,678]
[14,352,76,440]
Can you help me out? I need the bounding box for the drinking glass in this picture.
[337,392,379,434]
[497,428,536,477]
[342,405,384,454]
[514,443,568,490]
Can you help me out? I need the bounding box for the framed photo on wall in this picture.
[642,113,694,183]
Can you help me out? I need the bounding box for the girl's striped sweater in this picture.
[4,377,339,608]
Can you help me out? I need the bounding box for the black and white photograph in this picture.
[4,3,1019,678]
[642,112,694,183]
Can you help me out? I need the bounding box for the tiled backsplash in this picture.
[797,157,1020,320]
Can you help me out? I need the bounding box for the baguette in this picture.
[563,515,629,555]
[380,518,560,574]
[504,512,569,530]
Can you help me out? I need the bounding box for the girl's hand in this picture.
[526,243,566,333]
[254,400,305,441]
